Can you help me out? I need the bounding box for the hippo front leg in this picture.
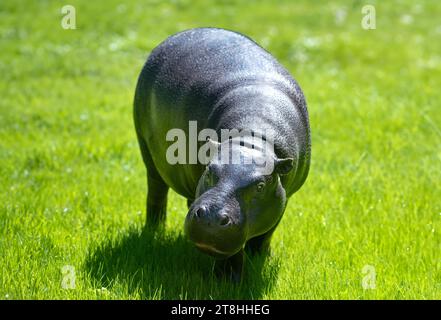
[246,232,272,256]
[246,217,282,256]
[135,132,169,228]
[146,175,168,227]
[214,249,244,283]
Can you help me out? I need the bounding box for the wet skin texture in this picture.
[133,28,311,281]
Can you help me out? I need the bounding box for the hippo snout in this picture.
[191,205,231,227]
[185,203,246,258]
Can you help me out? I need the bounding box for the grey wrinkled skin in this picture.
[133,28,311,281]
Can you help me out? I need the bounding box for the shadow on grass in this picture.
[84,226,280,299]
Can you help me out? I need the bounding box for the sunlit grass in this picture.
[0,0,440,299]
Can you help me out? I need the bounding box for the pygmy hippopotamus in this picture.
[133,28,311,281]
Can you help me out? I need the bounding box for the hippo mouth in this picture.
[194,242,236,258]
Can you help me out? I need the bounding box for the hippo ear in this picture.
[274,157,294,175]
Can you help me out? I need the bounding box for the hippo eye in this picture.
[256,182,265,192]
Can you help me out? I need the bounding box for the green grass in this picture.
[0,0,440,299]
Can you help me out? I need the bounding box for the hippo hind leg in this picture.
[136,133,169,229]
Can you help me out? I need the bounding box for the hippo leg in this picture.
[245,232,273,256]
[246,219,281,255]
[146,174,168,227]
[136,134,169,228]
[214,248,244,283]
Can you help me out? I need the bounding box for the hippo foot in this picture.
[213,249,244,283]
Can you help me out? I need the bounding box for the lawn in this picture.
[0,0,440,299]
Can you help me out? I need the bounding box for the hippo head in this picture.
[185,136,294,258]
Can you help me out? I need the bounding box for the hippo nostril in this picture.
[195,206,207,218]
[219,215,230,226]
